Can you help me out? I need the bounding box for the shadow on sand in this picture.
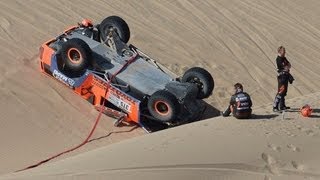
[250,114,279,120]
[310,109,320,118]
[310,115,320,118]
[286,108,300,112]
[286,108,320,118]
[312,109,320,113]
[200,102,222,120]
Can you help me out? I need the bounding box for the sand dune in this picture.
[2,93,320,180]
[0,0,320,179]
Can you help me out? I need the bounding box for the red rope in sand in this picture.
[16,54,137,172]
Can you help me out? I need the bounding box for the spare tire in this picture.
[99,16,130,43]
[148,90,180,122]
[181,67,214,99]
[60,38,92,77]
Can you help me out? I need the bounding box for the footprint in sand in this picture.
[261,153,280,175]
[304,129,315,136]
[262,153,277,165]
[313,125,320,129]
[287,144,301,152]
[268,144,281,152]
[295,125,303,130]
[296,125,315,136]
[285,131,296,137]
[264,175,271,180]
[218,91,225,98]
[265,131,272,136]
[291,161,304,171]
[215,87,228,98]
[203,123,209,127]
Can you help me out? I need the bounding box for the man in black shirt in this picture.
[273,46,294,112]
[222,83,252,119]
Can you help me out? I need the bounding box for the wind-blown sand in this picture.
[0,0,320,179]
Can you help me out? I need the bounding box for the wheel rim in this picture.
[105,26,112,36]
[105,26,117,36]
[188,77,204,90]
[154,101,170,116]
[67,48,82,64]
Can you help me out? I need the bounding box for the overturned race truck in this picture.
[39,16,214,132]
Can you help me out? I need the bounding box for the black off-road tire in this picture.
[60,38,91,77]
[181,67,214,99]
[148,90,180,122]
[99,16,130,43]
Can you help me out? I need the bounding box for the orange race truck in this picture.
[39,16,214,132]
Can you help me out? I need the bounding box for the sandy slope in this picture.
[0,0,320,179]
[2,93,320,180]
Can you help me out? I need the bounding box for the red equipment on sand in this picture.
[300,104,313,117]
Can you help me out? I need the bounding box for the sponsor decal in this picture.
[53,70,75,87]
[108,93,131,112]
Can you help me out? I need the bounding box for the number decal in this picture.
[108,93,131,112]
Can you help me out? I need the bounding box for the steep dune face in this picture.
[0,0,320,175]
[2,93,320,180]
[109,0,320,109]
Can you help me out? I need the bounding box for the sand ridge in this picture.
[2,94,320,180]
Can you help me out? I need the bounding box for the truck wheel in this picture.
[60,38,91,77]
[99,16,130,43]
[181,67,214,99]
[148,90,180,122]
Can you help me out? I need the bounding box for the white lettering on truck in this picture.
[53,70,75,87]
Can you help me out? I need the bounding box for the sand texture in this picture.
[0,0,320,179]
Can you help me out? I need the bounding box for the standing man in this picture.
[222,83,252,119]
[273,46,294,112]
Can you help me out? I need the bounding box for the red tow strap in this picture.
[17,54,137,172]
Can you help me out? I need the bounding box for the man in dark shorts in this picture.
[222,83,252,119]
[273,46,294,112]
